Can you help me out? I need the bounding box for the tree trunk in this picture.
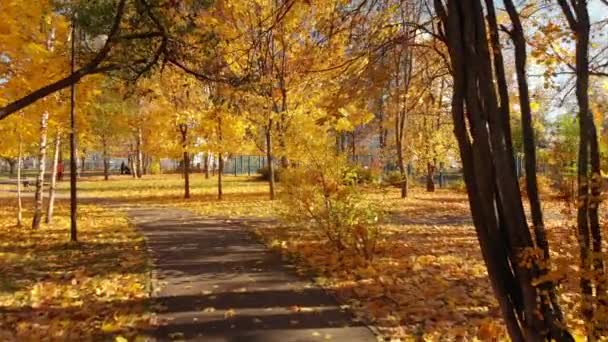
[433,1,573,340]
[556,1,607,335]
[7,159,16,176]
[179,124,190,199]
[46,131,60,224]
[204,152,210,179]
[396,148,408,198]
[17,133,23,227]
[129,153,136,179]
[69,16,78,243]
[183,150,190,199]
[265,124,276,200]
[136,126,143,178]
[102,137,109,181]
[502,0,565,327]
[32,111,49,229]
[80,151,86,174]
[395,110,408,198]
[75,148,81,179]
[426,161,435,192]
[218,153,223,200]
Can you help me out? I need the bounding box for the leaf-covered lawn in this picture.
[0,197,149,341]
[254,188,597,341]
[1,175,596,341]
[58,174,277,218]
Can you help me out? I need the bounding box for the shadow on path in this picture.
[129,208,376,342]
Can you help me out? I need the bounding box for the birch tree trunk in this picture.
[32,111,49,229]
[46,131,60,224]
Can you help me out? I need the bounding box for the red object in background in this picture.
[57,162,64,181]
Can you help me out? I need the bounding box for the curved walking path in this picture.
[129,208,376,342]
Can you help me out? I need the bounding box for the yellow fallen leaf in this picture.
[224,309,236,318]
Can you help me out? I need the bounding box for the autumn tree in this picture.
[432,0,575,339]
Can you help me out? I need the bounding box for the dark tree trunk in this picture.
[69,17,77,242]
[136,127,143,178]
[179,124,190,199]
[204,152,210,179]
[32,111,49,229]
[7,159,16,176]
[433,0,573,340]
[426,161,435,192]
[395,108,408,198]
[17,132,23,227]
[218,153,223,200]
[102,137,109,181]
[502,0,565,327]
[183,150,190,199]
[556,1,607,335]
[265,122,276,200]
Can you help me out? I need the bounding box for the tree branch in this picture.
[0,0,128,121]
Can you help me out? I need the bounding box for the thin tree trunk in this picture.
[32,111,49,229]
[395,110,408,198]
[218,153,223,200]
[69,16,78,242]
[129,152,136,179]
[179,124,190,199]
[7,160,16,176]
[556,1,606,335]
[75,148,81,179]
[17,133,23,227]
[183,150,190,199]
[502,0,566,330]
[350,131,356,160]
[265,123,276,200]
[46,131,60,224]
[204,153,210,179]
[102,137,109,181]
[136,126,143,178]
[426,161,435,192]
[80,150,86,174]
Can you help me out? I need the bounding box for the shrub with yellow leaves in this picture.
[280,153,384,260]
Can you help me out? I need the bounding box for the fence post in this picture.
[234,157,237,176]
[248,156,251,176]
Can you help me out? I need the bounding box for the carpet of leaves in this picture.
[254,188,600,341]
[0,195,150,341]
[63,174,276,218]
